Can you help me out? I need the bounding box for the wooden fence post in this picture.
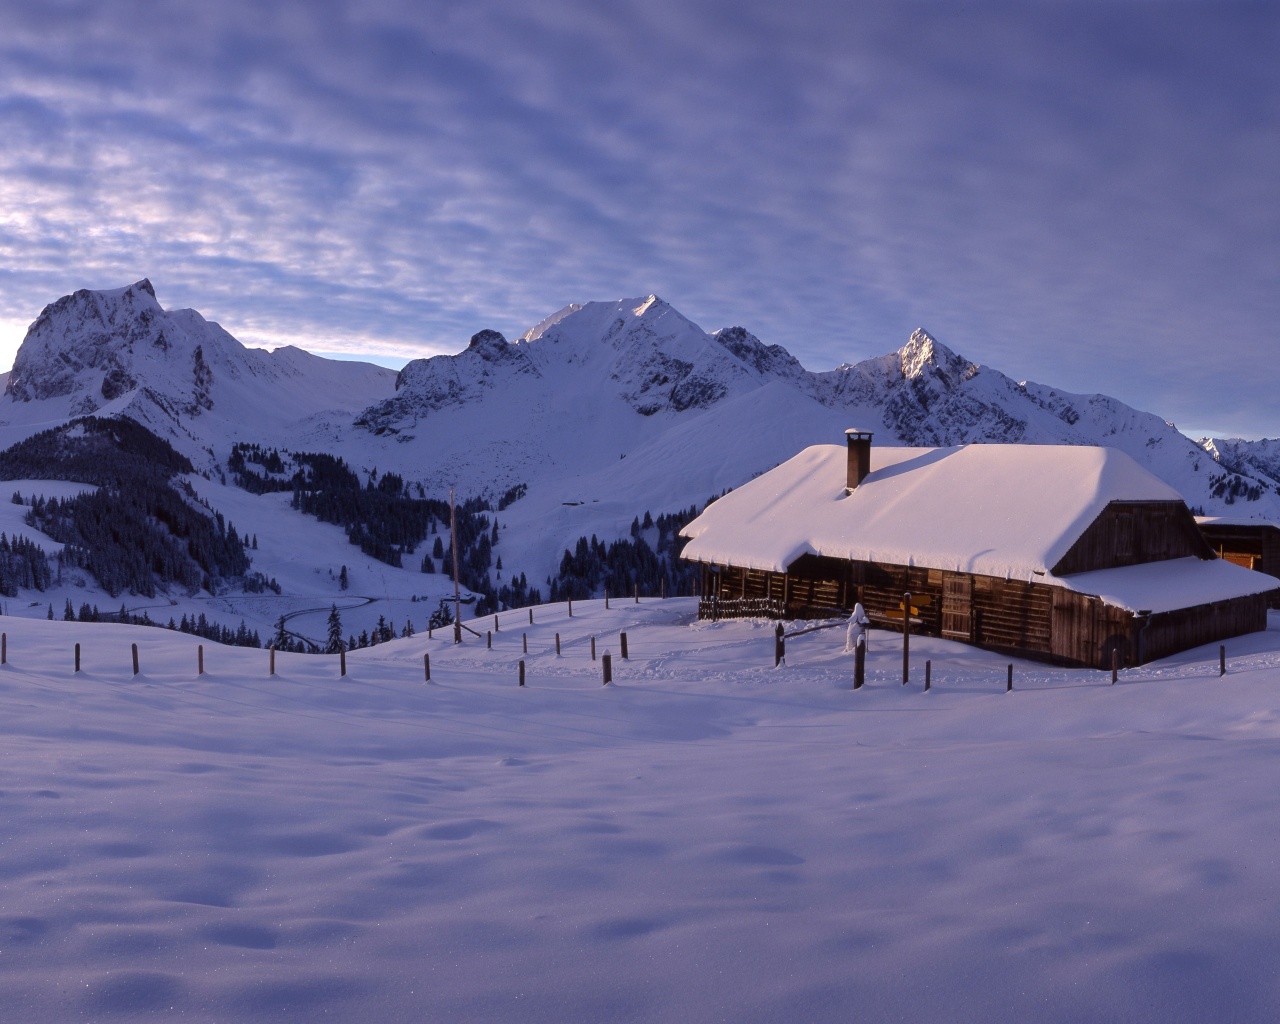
[555,632,561,656]
[75,642,80,673]
[198,644,204,675]
[340,647,347,677]
[1111,649,1118,684]
[605,590,610,610]
[634,583,639,604]
[529,607,534,625]
[1220,645,1226,677]
[602,652,612,685]
[1007,664,1013,692]
[774,623,785,667]
[591,636,596,661]
[661,578,665,600]
[902,591,911,685]
[568,598,573,618]
[519,660,526,687]
[487,630,492,650]
[424,652,431,682]
[925,659,931,691]
[620,632,629,660]
[854,634,865,689]
[269,646,276,676]
[523,632,529,654]
[2,631,6,665]
[132,643,139,675]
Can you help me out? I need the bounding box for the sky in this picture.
[0,0,1276,439]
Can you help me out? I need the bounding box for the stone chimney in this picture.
[845,429,873,492]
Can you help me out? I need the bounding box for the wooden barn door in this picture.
[941,574,973,640]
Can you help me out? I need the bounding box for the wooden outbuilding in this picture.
[681,432,1277,668]
[1196,517,1280,608]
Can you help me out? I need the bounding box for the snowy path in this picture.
[1,601,1279,1022]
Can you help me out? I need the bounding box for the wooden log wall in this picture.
[971,576,1054,657]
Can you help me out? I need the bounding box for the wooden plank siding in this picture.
[1141,594,1270,662]
[1052,501,1211,575]
[1050,589,1133,667]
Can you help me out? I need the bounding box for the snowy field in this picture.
[3,598,1280,1022]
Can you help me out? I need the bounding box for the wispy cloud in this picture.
[0,0,1276,436]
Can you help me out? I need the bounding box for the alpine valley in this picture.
[0,279,1274,647]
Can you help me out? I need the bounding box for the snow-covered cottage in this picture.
[680,431,1278,668]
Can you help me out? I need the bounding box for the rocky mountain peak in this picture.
[898,328,976,383]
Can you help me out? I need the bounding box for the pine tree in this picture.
[339,565,349,590]
[273,615,289,650]
[325,604,344,654]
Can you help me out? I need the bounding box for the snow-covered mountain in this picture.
[2,281,1278,642]
[0,280,395,459]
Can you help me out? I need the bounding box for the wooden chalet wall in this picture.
[1196,522,1280,609]
[1051,501,1211,576]
[1142,594,1269,662]
[695,545,1269,669]
[1048,590,1133,667]
[699,558,1129,667]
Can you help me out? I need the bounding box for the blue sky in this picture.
[1,1,1276,438]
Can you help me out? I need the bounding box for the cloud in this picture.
[0,0,1276,437]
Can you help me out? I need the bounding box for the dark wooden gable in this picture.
[1050,500,1211,576]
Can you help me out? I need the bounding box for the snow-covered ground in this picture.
[3,600,1280,1021]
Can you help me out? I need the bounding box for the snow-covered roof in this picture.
[1196,516,1280,530]
[1053,556,1278,614]
[681,443,1186,579]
